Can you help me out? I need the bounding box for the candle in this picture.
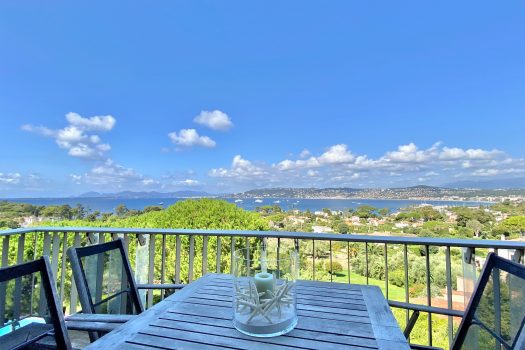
[254,272,274,299]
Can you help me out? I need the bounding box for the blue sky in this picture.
[1,1,524,197]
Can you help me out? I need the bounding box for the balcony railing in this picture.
[1,226,524,348]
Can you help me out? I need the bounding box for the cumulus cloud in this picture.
[208,142,525,189]
[22,112,114,160]
[193,110,233,131]
[210,155,266,179]
[70,159,147,188]
[168,129,216,148]
[177,179,200,186]
[65,112,116,131]
[275,144,354,170]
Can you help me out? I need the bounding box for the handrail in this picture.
[1,226,525,249]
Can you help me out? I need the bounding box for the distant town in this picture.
[229,185,525,203]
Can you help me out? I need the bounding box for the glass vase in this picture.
[232,245,298,337]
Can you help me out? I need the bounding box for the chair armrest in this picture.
[410,345,443,350]
[389,301,464,318]
[66,321,122,333]
[389,301,464,339]
[136,283,185,290]
[65,313,135,323]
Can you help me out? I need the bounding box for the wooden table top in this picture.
[84,274,410,350]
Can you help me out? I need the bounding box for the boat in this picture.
[255,199,263,203]
[234,199,243,203]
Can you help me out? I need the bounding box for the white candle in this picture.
[254,272,274,299]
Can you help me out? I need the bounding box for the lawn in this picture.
[331,269,407,301]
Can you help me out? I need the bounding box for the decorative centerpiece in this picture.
[232,243,298,337]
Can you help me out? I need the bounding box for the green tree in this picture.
[115,204,129,217]
[324,261,343,275]
[494,216,525,239]
[466,219,483,238]
[378,208,390,217]
[354,205,377,219]
[337,222,350,234]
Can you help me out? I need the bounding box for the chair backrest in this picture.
[0,256,72,350]
[452,253,525,350]
[67,238,144,317]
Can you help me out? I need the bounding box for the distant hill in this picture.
[226,186,525,200]
[442,177,525,189]
[75,190,213,199]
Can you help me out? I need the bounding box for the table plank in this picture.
[360,285,408,349]
[85,273,409,350]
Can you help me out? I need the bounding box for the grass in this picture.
[331,269,407,301]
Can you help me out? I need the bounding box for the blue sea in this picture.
[2,197,491,213]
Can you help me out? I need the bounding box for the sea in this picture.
[2,197,492,213]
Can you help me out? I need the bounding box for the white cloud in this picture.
[177,179,200,186]
[207,142,525,190]
[383,143,436,163]
[142,178,157,186]
[193,110,233,131]
[65,112,116,131]
[307,170,318,177]
[0,172,21,184]
[439,147,503,161]
[210,155,266,179]
[318,144,354,164]
[168,129,216,148]
[71,159,146,187]
[275,144,353,170]
[299,149,311,158]
[22,112,114,160]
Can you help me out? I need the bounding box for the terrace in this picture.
[1,226,525,349]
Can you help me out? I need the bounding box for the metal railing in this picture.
[1,226,524,348]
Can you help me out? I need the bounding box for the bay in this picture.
[3,197,490,213]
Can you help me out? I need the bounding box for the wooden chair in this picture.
[394,253,525,350]
[66,238,183,341]
[0,256,72,350]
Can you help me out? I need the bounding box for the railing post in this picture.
[513,249,524,264]
[13,233,25,320]
[216,236,221,273]
[365,242,369,285]
[175,235,181,284]
[70,232,81,314]
[59,232,68,305]
[445,246,453,348]
[39,232,51,315]
[202,236,208,276]
[160,234,166,300]
[147,234,155,308]
[384,243,389,299]
[95,233,105,309]
[425,245,432,347]
[347,242,350,284]
[277,237,281,273]
[51,232,61,284]
[188,235,195,282]
[230,236,235,274]
[30,232,38,315]
[0,235,10,326]
[329,240,333,282]
[312,240,316,281]
[404,244,409,332]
